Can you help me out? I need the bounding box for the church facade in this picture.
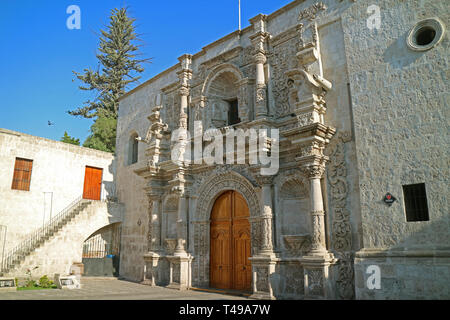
[115,0,449,299]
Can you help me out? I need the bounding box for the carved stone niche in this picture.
[283,235,311,257]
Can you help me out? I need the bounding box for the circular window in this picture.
[407,17,445,51]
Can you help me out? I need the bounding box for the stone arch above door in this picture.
[194,170,260,222]
[201,64,244,97]
[191,170,262,288]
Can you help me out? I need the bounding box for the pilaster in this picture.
[249,175,278,299]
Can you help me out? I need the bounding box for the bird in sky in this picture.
[48,121,55,126]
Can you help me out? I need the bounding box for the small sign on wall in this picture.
[383,193,397,206]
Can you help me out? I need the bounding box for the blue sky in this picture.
[0,0,291,143]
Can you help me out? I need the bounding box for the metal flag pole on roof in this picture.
[239,0,241,31]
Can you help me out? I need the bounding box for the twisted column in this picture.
[257,176,274,256]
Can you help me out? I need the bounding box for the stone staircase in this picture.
[0,196,93,276]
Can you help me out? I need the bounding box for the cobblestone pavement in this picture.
[0,277,249,300]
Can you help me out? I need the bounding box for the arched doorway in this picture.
[210,190,251,291]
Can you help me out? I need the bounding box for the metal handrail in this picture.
[0,195,87,273]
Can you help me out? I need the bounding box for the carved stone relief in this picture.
[283,235,311,257]
[270,36,300,117]
[256,267,269,292]
[326,131,354,299]
[306,269,324,296]
[284,264,304,296]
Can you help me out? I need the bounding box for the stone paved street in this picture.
[0,277,249,300]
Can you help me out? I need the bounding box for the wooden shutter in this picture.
[11,158,33,191]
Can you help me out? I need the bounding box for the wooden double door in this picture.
[210,191,251,291]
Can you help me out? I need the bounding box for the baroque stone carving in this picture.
[256,84,266,104]
[311,213,325,251]
[301,163,326,180]
[283,235,311,256]
[256,267,269,292]
[279,177,308,199]
[296,112,316,127]
[192,222,208,285]
[298,2,327,22]
[326,131,354,299]
[270,35,300,117]
[306,269,324,296]
[284,264,304,295]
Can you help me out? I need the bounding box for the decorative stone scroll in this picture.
[298,2,327,22]
[326,131,354,299]
[284,264,304,296]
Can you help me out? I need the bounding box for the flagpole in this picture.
[239,0,241,31]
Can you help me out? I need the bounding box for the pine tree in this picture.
[68,7,150,152]
[60,131,80,146]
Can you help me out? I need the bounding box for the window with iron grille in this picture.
[11,158,33,191]
[403,183,429,222]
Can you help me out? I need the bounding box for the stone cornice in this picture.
[355,248,450,258]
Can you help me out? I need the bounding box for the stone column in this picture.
[249,14,269,119]
[259,179,274,256]
[166,187,193,291]
[179,86,189,129]
[174,195,187,256]
[299,162,337,299]
[177,54,192,130]
[250,176,277,300]
[142,195,162,286]
[306,164,327,255]
[149,196,162,252]
[254,52,268,119]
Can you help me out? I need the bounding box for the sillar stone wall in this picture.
[341,0,449,299]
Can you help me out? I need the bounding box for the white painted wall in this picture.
[0,128,116,254]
